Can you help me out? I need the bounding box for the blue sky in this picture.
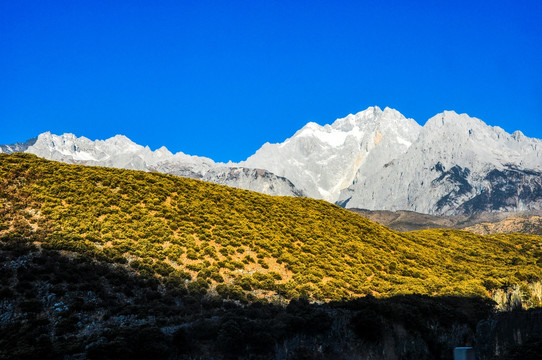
[1,1,541,162]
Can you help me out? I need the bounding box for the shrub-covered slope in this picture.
[1,153,541,302]
[465,215,542,235]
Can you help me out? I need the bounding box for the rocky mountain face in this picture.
[337,111,542,215]
[243,107,542,215]
[241,106,421,201]
[3,106,542,215]
[0,132,304,198]
[0,137,37,154]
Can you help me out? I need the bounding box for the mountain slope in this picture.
[3,106,542,216]
[339,111,542,215]
[349,209,475,232]
[1,153,541,302]
[465,215,542,235]
[0,239,499,360]
[351,208,542,234]
[1,132,305,198]
[241,106,421,201]
[2,153,541,359]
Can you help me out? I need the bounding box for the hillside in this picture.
[465,216,542,236]
[1,153,541,303]
[0,238,500,360]
[2,153,542,359]
[350,208,469,232]
[350,208,542,234]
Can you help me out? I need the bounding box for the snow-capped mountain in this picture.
[0,132,304,198]
[242,107,542,215]
[23,132,194,170]
[337,111,542,215]
[0,137,38,154]
[241,106,421,201]
[3,106,542,215]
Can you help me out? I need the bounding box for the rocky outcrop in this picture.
[201,167,306,197]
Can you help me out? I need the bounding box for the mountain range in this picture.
[3,106,542,215]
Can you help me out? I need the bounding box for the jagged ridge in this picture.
[0,132,304,198]
[3,106,542,215]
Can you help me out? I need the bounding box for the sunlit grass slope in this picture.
[1,153,541,302]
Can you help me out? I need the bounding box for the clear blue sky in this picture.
[1,0,541,162]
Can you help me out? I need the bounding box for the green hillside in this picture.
[1,153,541,303]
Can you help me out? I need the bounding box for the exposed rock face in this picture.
[4,107,542,215]
[242,106,421,202]
[151,163,306,197]
[11,132,305,198]
[201,167,306,197]
[338,111,542,215]
[242,107,542,215]
[457,167,542,214]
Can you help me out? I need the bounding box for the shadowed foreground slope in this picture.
[2,238,541,360]
[0,238,499,360]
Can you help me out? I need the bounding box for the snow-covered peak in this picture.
[31,132,98,161]
[415,111,542,169]
[25,132,216,170]
[155,146,173,157]
[6,131,305,199]
[294,121,357,148]
[339,110,542,214]
[106,134,137,146]
[100,135,143,154]
[295,106,419,144]
[513,130,526,141]
[332,106,380,130]
[424,111,490,132]
[36,131,82,144]
[331,106,419,134]
[242,106,421,201]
